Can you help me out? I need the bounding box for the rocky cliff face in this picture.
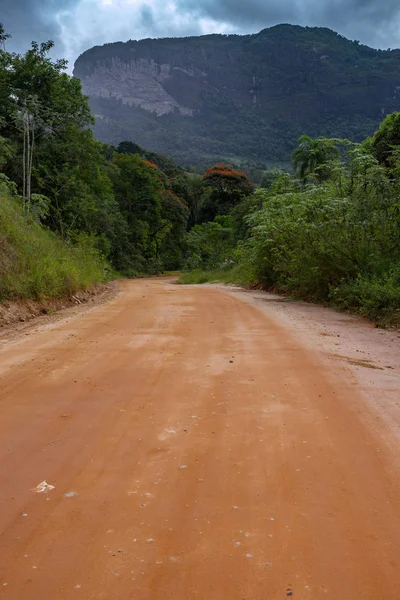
[80,57,195,117]
[74,25,400,167]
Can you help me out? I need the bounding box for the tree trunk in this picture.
[22,111,27,211]
[25,113,31,213]
[27,118,35,214]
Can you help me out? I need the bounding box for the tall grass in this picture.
[0,189,110,301]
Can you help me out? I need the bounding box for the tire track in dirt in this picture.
[0,279,399,599]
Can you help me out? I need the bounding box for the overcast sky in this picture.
[2,0,400,71]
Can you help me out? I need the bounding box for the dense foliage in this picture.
[182,116,400,325]
[0,25,194,295]
[0,177,108,301]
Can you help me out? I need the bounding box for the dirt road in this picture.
[1,279,400,599]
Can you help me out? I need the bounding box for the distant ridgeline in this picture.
[74,24,400,168]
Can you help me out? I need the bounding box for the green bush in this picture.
[184,215,236,270]
[242,150,400,305]
[332,268,400,325]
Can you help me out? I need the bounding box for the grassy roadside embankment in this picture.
[0,188,110,303]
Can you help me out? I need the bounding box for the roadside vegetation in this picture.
[0,179,108,301]
[179,118,400,326]
[0,25,193,302]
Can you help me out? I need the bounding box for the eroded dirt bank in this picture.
[0,278,399,599]
[0,282,116,332]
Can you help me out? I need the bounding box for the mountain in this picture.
[73,24,400,168]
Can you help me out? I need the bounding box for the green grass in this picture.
[177,264,254,286]
[0,188,111,302]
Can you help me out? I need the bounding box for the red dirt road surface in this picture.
[1,279,400,599]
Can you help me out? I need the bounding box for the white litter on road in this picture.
[33,481,55,494]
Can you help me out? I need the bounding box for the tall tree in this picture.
[0,33,92,210]
[292,135,339,182]
[200,163,253,222]
[369,112,400,169]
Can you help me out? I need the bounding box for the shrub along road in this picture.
[0,278,399,599]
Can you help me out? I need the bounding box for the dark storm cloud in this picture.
[177,0,400,49]
[323,0,400,47]
[1,0,209,68]
[140,4,154,29]
[1,0,80,54]
[2,0,400,71]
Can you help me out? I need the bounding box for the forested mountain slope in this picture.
[74,24,400,167]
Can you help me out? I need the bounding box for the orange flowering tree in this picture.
[201,163,253,221]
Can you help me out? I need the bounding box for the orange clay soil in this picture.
[0,278,399,599]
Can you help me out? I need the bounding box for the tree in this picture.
[117,140,183,178]
[369,112,400,169]
[260,168,286,189]
[0,34,93,210]
[159,186,190,269]
[14,94,43,212]
[292,135,339,182]
[0,26,15,138]
[185,216,235,270]
[0,135,12,170]
[185,174,209,226]
[200,163,253,221]
[111,154,170,272]
[35,126,121,244]
[0,24,10,49]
